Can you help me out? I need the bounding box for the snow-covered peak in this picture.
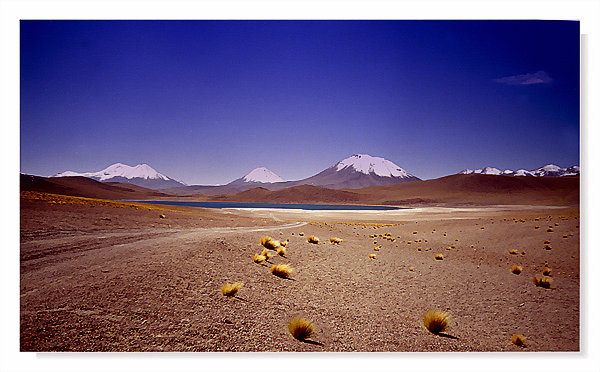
[462,167,503,175]
[334,154,412,178]
[514,169,534,176]
[242,167,285,183]
[54,163,171,181]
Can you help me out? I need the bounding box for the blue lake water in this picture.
[128,200,406,211]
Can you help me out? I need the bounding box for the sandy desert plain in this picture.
[20,175,580,352]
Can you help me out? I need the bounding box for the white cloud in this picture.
[494,70,552,85]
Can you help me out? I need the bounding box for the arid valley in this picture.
[20,174,580,352]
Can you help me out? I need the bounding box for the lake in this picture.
[128,200,405,211]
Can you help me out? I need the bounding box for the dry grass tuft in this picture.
[271,264,293,278]
[533,276,553,288]
[261,236,281,250]
[307,236,320,244]
[409,267,415,271]
[547,228,553,232]
[511,265,523,275]
[159,214,166,219]
[542,267,552,276]
[221,282,243,297]
[252,254,266,263]
[368,254,376,259]
[299,232,305,236]
[543,240,550,244]
[434,254,444,260]
[423,310,449,334]
[288,317,314,340]
[544,244,552,250]
[330,237,342,244]
[280,240,288,247]
[261,248,273,259]
[374,247,380,251]
[508,249,519,255]
[511,334,526,347]
[277,246,287,256]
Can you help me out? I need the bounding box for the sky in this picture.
[20,20,580,185]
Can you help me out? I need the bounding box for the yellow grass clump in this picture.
[409,267,415,271]
[434,254,444,260]
[159,214,166,219]
[511,265,523,275]
[543,240,550,244]
[534,226,540,229]
[547,228,553,232]
[277,246,287,256]
[221,282,243,297]
[261,248,273,259]
[252,254,266,263]
[271,264,293,278]
[307,236,319,244]
[562,234,568,238]
[299,232,305,236]
[374,247,380,251]
[511,334,526,347]
[508,249,519,255]
[330,237,342,244]
[533,276,553,288]
[423,310,449,334]
[280,240,288,247]
[544,244,552,250]
[542,267,552,276]
[288,317,314,341]
[368,254,376,259]
[261,236,281,249]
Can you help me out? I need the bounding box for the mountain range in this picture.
[459,164,580,177]
[51,155,579,195]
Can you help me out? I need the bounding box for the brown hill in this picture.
[349,174,579,206]
[210,185,367,204]
[20,174,171,200]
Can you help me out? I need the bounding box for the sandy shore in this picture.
[20,194,579,352]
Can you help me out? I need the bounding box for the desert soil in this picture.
[20,192,580,352]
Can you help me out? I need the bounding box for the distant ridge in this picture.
[459,164,579,177]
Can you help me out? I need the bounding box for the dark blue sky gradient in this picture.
[20,20,580,184]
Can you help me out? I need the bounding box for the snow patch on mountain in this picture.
[334,154,412,178]
[242,167,285,183]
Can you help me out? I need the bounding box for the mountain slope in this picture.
[21,174,172,200]
[54,163,185,189]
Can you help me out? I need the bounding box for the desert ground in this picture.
[20,191,579,352]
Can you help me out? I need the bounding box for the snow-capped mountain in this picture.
[286,154,420,189]
[459,164,579,177]
[228,167,285,185]
[53,163,185,189]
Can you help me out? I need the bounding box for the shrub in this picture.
[511,334,526,347]
[221,282,243,297]
[277,246,287,256]
[288,317,314,340]
[434,254,444,260]
[511,265,522,274]
[307,236,319,244]
[253,254,266,263]
[533,276,553,288]
[271,264,293,278]
[423,310,449,334]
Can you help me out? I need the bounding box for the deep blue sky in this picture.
[20,20,580,184]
